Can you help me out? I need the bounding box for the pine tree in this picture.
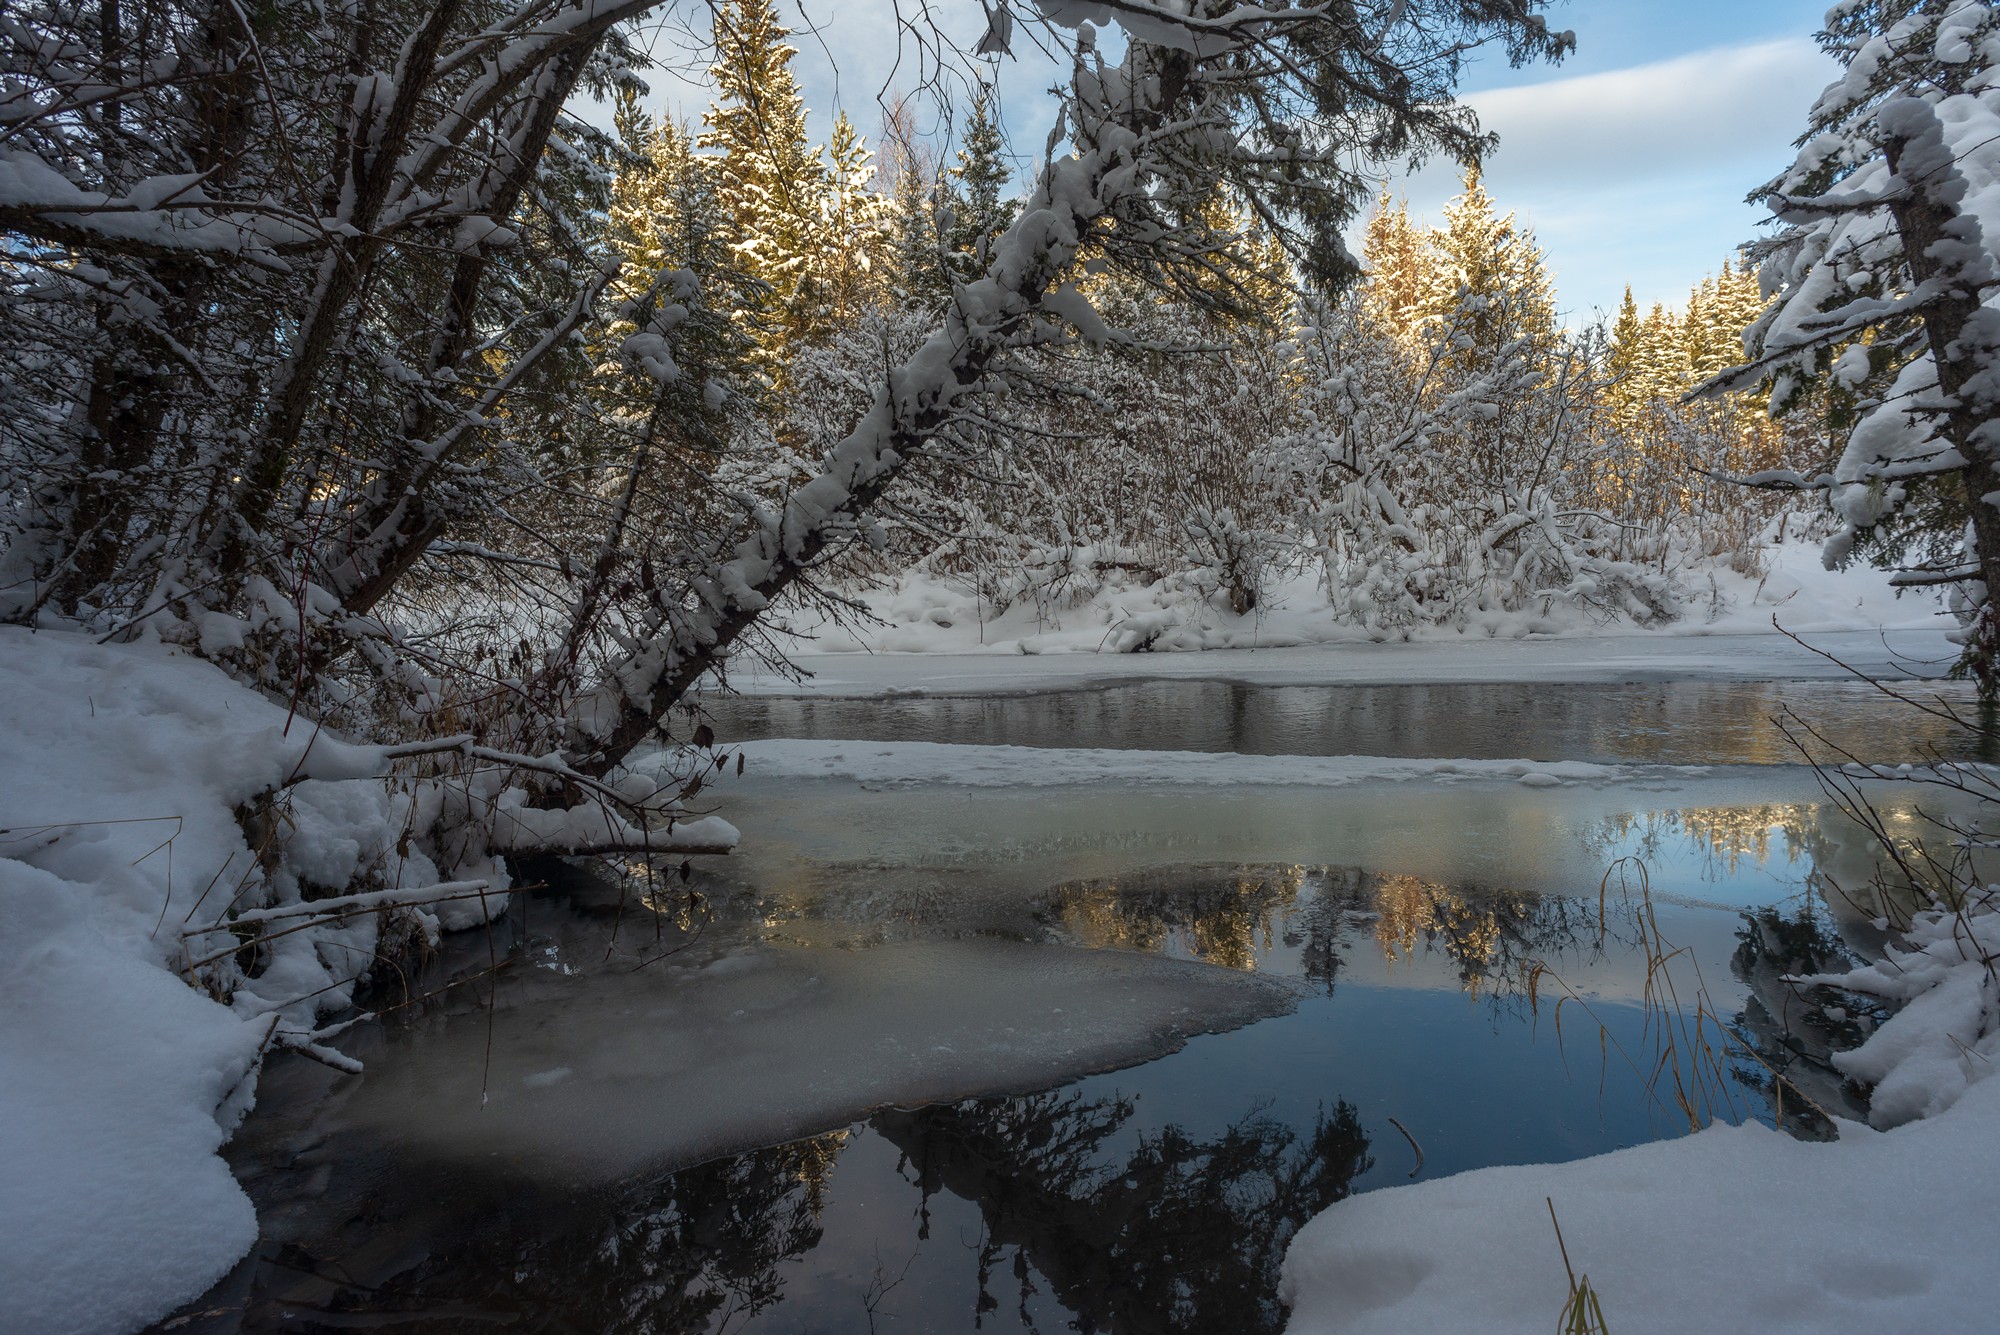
[699,0,830,368]
[1360,188,1435,344]
[1428,165,1557,371]
[879,98,952,312]
[1606,287,1644,413]
[945,82,1017,282]
[821,111,894,324]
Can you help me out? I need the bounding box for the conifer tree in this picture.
[1428,165,1556,370]
[699,0,830,368]
[601,91,759,469]
[1360,189,1435,344]
[879,98,953,312]
[945,83,1018,282]
[1634,301,1686,402]
[1606,286,1645,414]
[822,111,894,324]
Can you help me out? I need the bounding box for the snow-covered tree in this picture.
[1429,165,1557,370]
[822,112,895,325]
[877,96,954,313]
[946,82,1019,283]
[1713,0,2000,687]
[1360,190,1439,343]
[699,0,831,368]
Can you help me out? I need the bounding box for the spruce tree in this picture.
[1606,287,1644,414]
[945,82,1018,282]
[1360,188,1435,344]
[600,92,759,471]
[879,99,952,312]
[699,0,830,369]
[1429,165,1557,372]
[822,111,893,324]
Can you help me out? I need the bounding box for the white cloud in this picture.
[1381,37,1839,319]
[1467,37,1833,192]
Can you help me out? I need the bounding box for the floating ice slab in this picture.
[288,938,1301,1184]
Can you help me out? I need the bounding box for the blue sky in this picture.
[633,0,1841,323]
[1419,0,1838,320]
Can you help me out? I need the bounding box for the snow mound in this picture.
[0,628,455,1333]
[765,541,1946,660]
[1280,1075,2000,1335]
[1801,893,2000,1129]
[0,861,263,1335]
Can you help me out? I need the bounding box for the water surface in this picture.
[178,782,1904,1334]
[702,678,1992,766]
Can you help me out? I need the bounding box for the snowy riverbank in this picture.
[0,573,1983,1333]
[0,631,517,1334]
[1280,1070,2000,1335]
[721,544,1956,699]
[754,542,1950,667]
[1279,886,2000,1334]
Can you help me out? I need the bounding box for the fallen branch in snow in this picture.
[184,879,495,932]
[178,881,507,974]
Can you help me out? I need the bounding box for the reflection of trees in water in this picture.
[1367,874,1529,994]
[1584,804,1828,881]
[873,1090,1373,1335]
[1044,864,1591,1002]
[1046,866,1308,972]
[1337,872,1597,1005]
[1728,906,1884,1138]
[239,1094,1368,1335]
[236,1132,846,1334]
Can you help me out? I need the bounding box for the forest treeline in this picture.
[592,3,1826,640]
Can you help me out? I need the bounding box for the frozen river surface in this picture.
[171,645,1962,1335]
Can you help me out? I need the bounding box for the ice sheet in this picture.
[718,626,1957,698]
[261,937,1302,1185]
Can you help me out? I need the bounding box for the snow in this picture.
[0,628,477,1334]
[0,860,264,1335]
[1800,889,2000,1129]
[1279,1072,2000,1335]
[733,542,1951,695]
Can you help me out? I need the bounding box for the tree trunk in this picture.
[1885,111,2000,694]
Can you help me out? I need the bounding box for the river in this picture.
[159,671,1983,1334]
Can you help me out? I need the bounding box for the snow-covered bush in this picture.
[1791,733,2000,1128]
